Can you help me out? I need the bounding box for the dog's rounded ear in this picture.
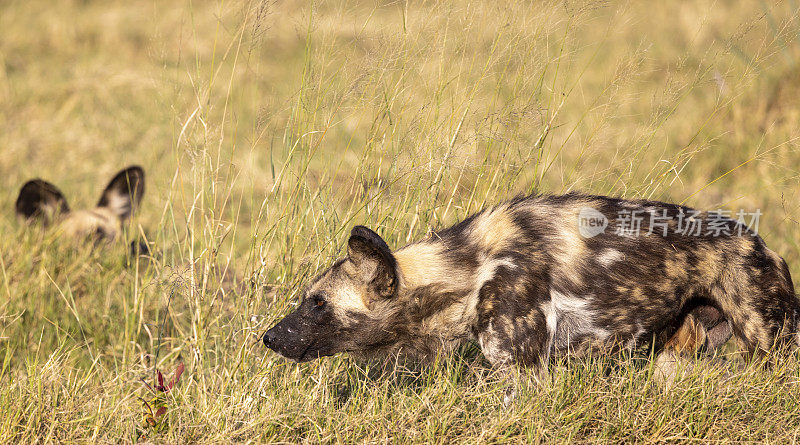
[15,179,70,224]
[347,225,397,299]
[97,166,145,221]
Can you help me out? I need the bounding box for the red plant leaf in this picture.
[156,369,165,391]
[166,363,185,391]
[155,407,167,418]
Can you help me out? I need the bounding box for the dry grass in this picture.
[2,0,800,442]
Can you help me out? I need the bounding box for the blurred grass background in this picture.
[1,0,800,442]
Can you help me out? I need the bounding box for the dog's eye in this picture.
[312,295,326,308]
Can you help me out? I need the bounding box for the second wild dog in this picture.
[15,166,145,245]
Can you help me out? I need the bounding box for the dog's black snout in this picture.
[129,240,151,257]
[263,329,276,347]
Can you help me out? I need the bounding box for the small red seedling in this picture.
[154,362,185,392]
[139,363,185,432]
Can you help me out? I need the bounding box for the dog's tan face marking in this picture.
[15,166,145,244]
[61,208,122,241]
[304,261,371,323]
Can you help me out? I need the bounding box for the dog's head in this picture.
[15,166,145,243]
[263,226,400,362]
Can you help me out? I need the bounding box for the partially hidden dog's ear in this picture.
[347,225,397,299]
[97,166,145,221]
[15,179,70,224]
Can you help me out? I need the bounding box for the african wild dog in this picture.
[263,193,799,377]
[14,165,262,298]
[15,166,145,247]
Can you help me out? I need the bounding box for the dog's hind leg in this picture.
[666,305,732,354]
[654,304,733,385]
[708,254,798,356]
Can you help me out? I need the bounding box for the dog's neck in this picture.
[394,239,474,293]
[387,239,491,353]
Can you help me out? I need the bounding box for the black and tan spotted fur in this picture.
[263,193,799,375]
[15,166,145,244]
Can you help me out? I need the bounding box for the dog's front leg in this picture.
[477,307,551,405]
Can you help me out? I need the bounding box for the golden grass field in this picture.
[2,0,800,442]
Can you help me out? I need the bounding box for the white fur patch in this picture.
[540,291,609,352]
[626,322,646,349]
[597,249,625,267]
[478,321,513,366]
[103,191,132,219]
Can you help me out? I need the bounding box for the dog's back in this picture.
[438,193,797,364]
